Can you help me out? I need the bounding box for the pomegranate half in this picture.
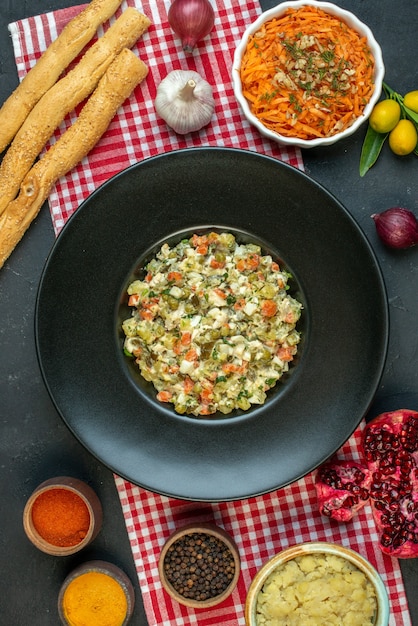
[315,460,371,522]
[364,408,418,558]
[315,409,418,558]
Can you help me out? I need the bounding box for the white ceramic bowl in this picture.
[245,542,389,626]
[232,0,385,148]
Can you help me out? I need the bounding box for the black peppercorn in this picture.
[163,532,236,601]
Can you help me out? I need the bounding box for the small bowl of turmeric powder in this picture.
[58,560,135,626]
[23,476,103,556]
[232,0,385,148]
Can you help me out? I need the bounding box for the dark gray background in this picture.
[1,0,417,623]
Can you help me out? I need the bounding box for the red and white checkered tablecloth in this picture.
[114,422,412,625]
[8,1,412,624]
[9,0,302,235]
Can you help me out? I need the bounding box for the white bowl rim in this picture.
[232,0,385,148]
[245,541,390,626]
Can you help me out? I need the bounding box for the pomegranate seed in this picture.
[388,502,400,512]
[353,469,365,483]
[391,512,404,526]
[393,534,407,549]
[407,501,417,514]
[360,489,369,500]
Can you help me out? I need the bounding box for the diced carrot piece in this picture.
[167,271,182,282]
[213,288,227,299]
[185,348,198,362]
[210,258,225,269]
[181,331,192,345]
[156,390,172,403]
[235,259,246,272]
[192,234,209,255]
[222,363,239,374]
[277,346,294,362]
[246,254,260,269]
[128,294,140,306]
[140,309,154,320]
[200,388,213,403]
[183,377,194,393]
[261,300,278,317]
[192,234,208,247]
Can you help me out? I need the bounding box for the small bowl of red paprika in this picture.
[23,476,103,556]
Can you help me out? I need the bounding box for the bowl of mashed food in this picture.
[232,0,384,148]
[245,542,389,626]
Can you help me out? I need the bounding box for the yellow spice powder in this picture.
[62,571,128,626]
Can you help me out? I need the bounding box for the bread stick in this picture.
[0,0,125,153]
[0,48,148,269]
[0,8,150,217]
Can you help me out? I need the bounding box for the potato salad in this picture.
[122,232,302,416]
[256,553,377,625]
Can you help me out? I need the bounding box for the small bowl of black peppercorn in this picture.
[158,522,240,609]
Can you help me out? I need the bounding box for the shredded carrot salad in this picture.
[240,5,375,140]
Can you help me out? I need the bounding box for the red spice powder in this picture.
[31,488,91,547]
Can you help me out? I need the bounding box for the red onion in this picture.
[371,207,418,249]
[168,0,215,53]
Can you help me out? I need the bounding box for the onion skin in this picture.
[168,0,215,53]
[371,207,418,249]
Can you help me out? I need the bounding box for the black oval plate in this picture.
[35,148,388,501]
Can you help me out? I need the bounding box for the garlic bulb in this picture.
[154,70,215,134]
